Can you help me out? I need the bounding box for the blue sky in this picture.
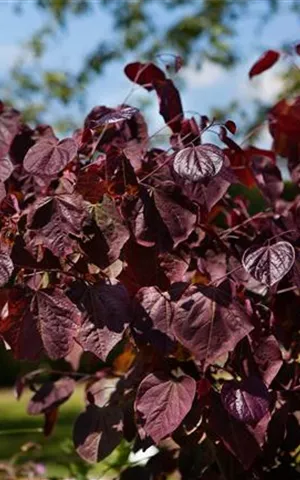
[0,0,299,145]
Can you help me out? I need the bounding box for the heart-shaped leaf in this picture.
[0,252,14,286]
[221,376,270,425]
[24,137,77,177]
[0,156,13,181]
[134,372,196,443]
[242,241,295,287]
[173,144,224,181]
[73,404,123,463]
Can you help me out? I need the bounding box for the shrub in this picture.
[0,53,299,479]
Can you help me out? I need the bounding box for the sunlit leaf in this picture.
[242,241,295,287]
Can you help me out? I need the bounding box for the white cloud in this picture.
[180,61,225,88]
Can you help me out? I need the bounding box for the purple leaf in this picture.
[0,156,14,181]
[26,194,87,258]
[172,283,253,367]
[221,376,270,425]
[124,62,166,91]
[73,404,123,463]
[134,372,196,443]
[32,289,81,360]
[0,105,20,158]
[133,287,175,352]
[242,241,295,287]
[209,393,261,469]
[173,144,225,181]
[24,138,77,177]
[28,377,76,415]
[153,79,183,133]
[90,106,139,127]
[0,252,14,286]
[93,195,130,265]
[74,282,131,361]
[252,335,283,386]
[153,183,197,247]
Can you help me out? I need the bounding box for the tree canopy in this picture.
[2,0,300,131]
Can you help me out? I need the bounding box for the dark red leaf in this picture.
[73,404,123,463]
[24,137,77,177]
[224,120,237,134]
[124,62,166,91]
[153,79,183,133]
[242,241,295,287]
[153,185,197,247]
[44,407,59,437]
[252,335,283,386]
[0,252,14,286]
[92,195,130,265]
[0,105,20,158]
[209,393,261,469]
[172,283,253,367]
[26,193,87,258]
[135,372,196,443]
[133,287,175,352]
[0,289,43,361]
[28,377,75,415]
[221,376,270,424]
[295,43,300,56]
[32,289,81,360]
[72,282,131,361]
[0,156,14,181]
[249,50,280,78]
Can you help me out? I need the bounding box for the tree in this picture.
[0,49,299,478]
[3,0,300,130]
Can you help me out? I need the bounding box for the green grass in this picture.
[0,387,125,479]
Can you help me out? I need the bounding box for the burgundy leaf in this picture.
[0,290,43,361]
[44,407,59,437]
[173,144,225,181]
[93,195,130,265]
[133,287,175,352]
[224,120,237,134]
[28,377,75,415]
[242,241,295,287]
[0,105,20,158]
[73,404,123,463]
[172,283,253,367]
[90,106,139,127]
[0,156,14,181]
[221,376,270,425]
[135,372,196,443]
[252,335,283,386]
[0,180,6,202]
[153,79,183,133]
[73,282,131,361]
[32,289,81,360]
[295,43,300,56]
[249,50,280,78]
[124,62,166,91]
[153,187,197,247]
[209,393,261,469]
[24,137,77,176]
[0,252,14,286]
[26,194,87,258]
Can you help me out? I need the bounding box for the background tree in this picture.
[2,0,300,132]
